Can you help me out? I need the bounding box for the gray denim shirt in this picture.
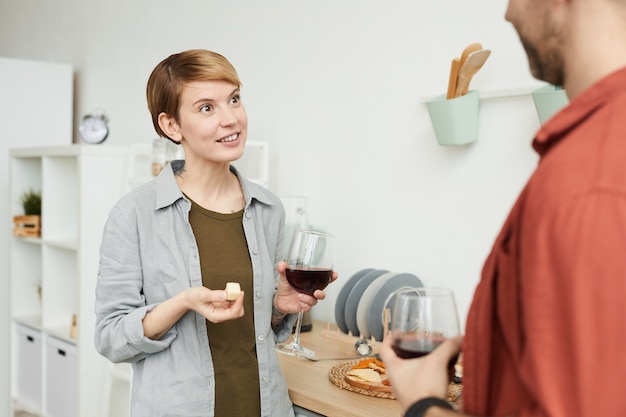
[94,161,296,417]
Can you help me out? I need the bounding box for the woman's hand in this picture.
[184,285,245,323]
[142,286,244,340]
[273,261,338,314]
[380,334,463,412]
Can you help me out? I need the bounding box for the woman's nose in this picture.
[220,107,238,126]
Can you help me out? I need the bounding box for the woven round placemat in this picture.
[328,360,464,405]
[329,360,396,399]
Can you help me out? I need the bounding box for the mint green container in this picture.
[425,90,479,146]
[531,85,569,125]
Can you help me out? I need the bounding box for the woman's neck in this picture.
[176,160,245,214]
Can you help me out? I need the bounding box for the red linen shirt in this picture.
[463,67,626,417]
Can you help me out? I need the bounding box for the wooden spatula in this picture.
[446,43,483,100]
[459,43,483,69]
[446,58,461,99]
[454,49,491,98]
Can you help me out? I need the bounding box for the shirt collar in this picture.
[153,160,276,210]
[533,66,626,156]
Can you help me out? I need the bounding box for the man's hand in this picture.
[380,334,463,411]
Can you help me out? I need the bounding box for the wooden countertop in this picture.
[278,320,402,417]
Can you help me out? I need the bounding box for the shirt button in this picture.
[256,291,263,298]
[258,335,265,342]
[262,376,269,383]
[245,212,252,219]
[252,249,258,255]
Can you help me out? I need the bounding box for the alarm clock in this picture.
[79,111,109,144]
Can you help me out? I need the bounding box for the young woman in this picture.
[94,49,335,417]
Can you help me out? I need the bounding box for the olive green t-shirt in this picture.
[188,199,260,416]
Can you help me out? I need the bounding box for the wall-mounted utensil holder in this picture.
[531,85,569,125]
[425,90,479,146]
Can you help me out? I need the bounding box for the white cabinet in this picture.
[14,324,42,411]
[45,337,78,417]
[9,145,129,417]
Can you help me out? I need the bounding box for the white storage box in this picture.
[14,323,42,411]
[45,336,77,417]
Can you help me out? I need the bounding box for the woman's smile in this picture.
[218,132,239,143]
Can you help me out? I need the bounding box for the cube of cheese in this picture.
[225,282,241,301]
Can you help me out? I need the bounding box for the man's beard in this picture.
[520,33,564,87]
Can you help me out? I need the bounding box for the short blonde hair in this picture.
[146,49,241,139]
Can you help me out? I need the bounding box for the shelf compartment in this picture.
[42,156,79,241]
[10,239,42,318]
[41,245,78,336]
[10,156,42,217]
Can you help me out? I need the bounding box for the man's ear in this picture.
[158,112,182,143]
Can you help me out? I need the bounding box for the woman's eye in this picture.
[230,94,241,105]
[200,104,214,113]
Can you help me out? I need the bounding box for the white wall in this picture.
[0,0,544,330]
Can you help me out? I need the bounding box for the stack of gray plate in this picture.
[334,269,422,341]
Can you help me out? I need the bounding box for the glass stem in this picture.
[291,310,304,347]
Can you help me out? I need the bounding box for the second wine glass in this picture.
[275,229,335,358]
[390,287,460,360]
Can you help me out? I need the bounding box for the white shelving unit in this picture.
[9,145,129,417]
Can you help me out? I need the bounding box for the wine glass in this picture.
[390,287,460,364]
[275,229,335,358]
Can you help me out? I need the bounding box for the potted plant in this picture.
[13,188,42,237]
[21,188,42,215]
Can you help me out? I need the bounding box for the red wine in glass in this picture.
[392,333,460,372]
[390,288,461,371]
[275,229,335,358]
[392,334,446,359]
[285,267,332,295]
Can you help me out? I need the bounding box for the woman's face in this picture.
[171,79,248,165]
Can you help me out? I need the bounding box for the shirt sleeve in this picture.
[270,207,299,341]
[518,190,626,417]
[94,205,177,363]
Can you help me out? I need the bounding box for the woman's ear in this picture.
[158,112,182,143]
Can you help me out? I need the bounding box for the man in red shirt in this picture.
[381,0,626,416]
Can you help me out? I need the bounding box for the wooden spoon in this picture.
[454,49,491,97]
